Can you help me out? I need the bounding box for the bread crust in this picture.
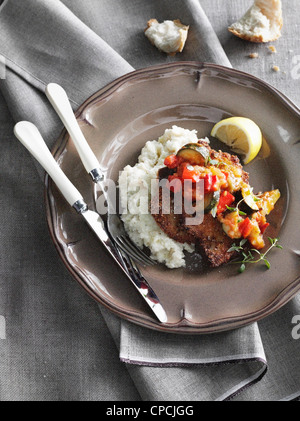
[145,19,189,55]
[228,28,265,43]
[228,0,283,43]
[228,27,282,43]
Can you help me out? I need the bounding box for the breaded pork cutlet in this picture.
[152,187,195,245]
[183,213,237,267]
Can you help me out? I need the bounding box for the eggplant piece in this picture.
[241,185,259,211]
[204,190,220,213]
[177,143,210,166]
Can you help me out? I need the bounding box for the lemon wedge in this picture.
[211,117,263,164]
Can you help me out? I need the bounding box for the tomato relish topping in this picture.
[163,142,280,250]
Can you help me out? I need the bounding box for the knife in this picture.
[13,121,167,324]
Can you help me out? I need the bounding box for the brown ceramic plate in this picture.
[45,62,300,334]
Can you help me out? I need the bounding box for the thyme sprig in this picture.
[226,205,247,216]
[228,237,283,273]
[225,196,248,216]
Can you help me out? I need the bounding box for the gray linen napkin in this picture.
[0,0,298,401]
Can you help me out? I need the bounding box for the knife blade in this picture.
[14,121,167,324]
[81,208,167,323]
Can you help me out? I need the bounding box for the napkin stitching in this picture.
[127,327,131,362]
[2,54,47,87]
[1,53,79,107]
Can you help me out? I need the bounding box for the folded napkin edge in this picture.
[120,354,267,367]
[1,54,79,107]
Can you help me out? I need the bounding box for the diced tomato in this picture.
[164,154,180,169]
[181,165,201,183]
[176,162,189,178]
[203,174,218,193]
[222,171,229,180]
[216,191,235,215]
[181,168,219,193]
[259,222,270,234]
[239,217,253,238]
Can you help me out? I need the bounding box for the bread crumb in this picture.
[145,19,189,55]
[228,0,283,43]
[249,52,259,58]
[272,65,280,72]
[268,45,277,53]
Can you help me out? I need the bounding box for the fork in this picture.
[45,83,155,266]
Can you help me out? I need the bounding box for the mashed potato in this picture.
[119,126,201,268]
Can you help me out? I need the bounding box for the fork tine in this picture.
[115,239,153,266]
[114,236,155,266]
[114,237,147,265]
[120,236,156,265]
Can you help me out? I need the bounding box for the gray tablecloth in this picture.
[0,0,299,401]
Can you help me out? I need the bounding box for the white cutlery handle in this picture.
[46,83,101,177]
[14,121,85,209]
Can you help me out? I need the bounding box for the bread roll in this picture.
[145,19,189,55]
